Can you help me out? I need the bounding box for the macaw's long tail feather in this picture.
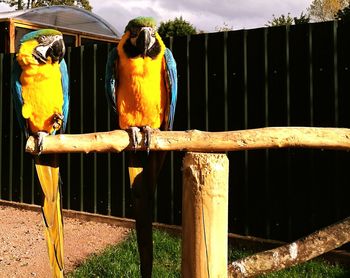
[127,151,166,278]
[34,154,64,278]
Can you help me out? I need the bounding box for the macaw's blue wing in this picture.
[105,47,118,115]
[164,48,178,131]
[60,59,69,133]
[11,58,28,137]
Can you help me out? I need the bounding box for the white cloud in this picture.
[0,0,312,34]
[90,0,311,33]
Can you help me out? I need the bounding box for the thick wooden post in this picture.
[182,152,229,278]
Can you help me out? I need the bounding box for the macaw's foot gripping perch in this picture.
[128,126,155,154]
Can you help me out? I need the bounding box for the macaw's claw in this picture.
[142,126,153,154]
[36,131,49,155]
[52,112,64,131]
[128,127,141,151]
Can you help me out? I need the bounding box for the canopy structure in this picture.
[0,5,120,52]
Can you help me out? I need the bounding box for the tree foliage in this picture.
[158,16,196,39]
[0,0,92,11]
[308,0,350,21]
[266,13,294,26]
[335,3,350,22]
[293,12,311,24]
[215,22,234,32]
[266,12,310,27]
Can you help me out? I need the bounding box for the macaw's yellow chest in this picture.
[116,51,167,130]
[19,62,63,134]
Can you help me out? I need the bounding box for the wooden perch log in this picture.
[26,130,130,154]
[228,217,350,277]
[26,127,350,154]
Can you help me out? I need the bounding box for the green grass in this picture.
[69,229,350,278]
[68,229,181,278]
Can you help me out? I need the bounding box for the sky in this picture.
[0,0,312,34]
[89,0,312,34]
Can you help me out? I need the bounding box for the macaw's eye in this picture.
[38,35,47,43]
[129,28,138,38]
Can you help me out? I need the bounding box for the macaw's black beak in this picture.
[136,28,152,57]
[33,36,65,64]
[47,38,65,62]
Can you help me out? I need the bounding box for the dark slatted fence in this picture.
[1,21,350,243]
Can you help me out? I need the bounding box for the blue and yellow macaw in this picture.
[11,29,69,278]
[105,17,177,277]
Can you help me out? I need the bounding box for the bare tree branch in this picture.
[228,217,350,277]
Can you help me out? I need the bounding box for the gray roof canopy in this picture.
[0,5,120,39]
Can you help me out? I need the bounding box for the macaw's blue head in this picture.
[124,17,158,57]
[20,29,65,64]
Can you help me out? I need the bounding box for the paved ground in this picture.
[0,204,130,278]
